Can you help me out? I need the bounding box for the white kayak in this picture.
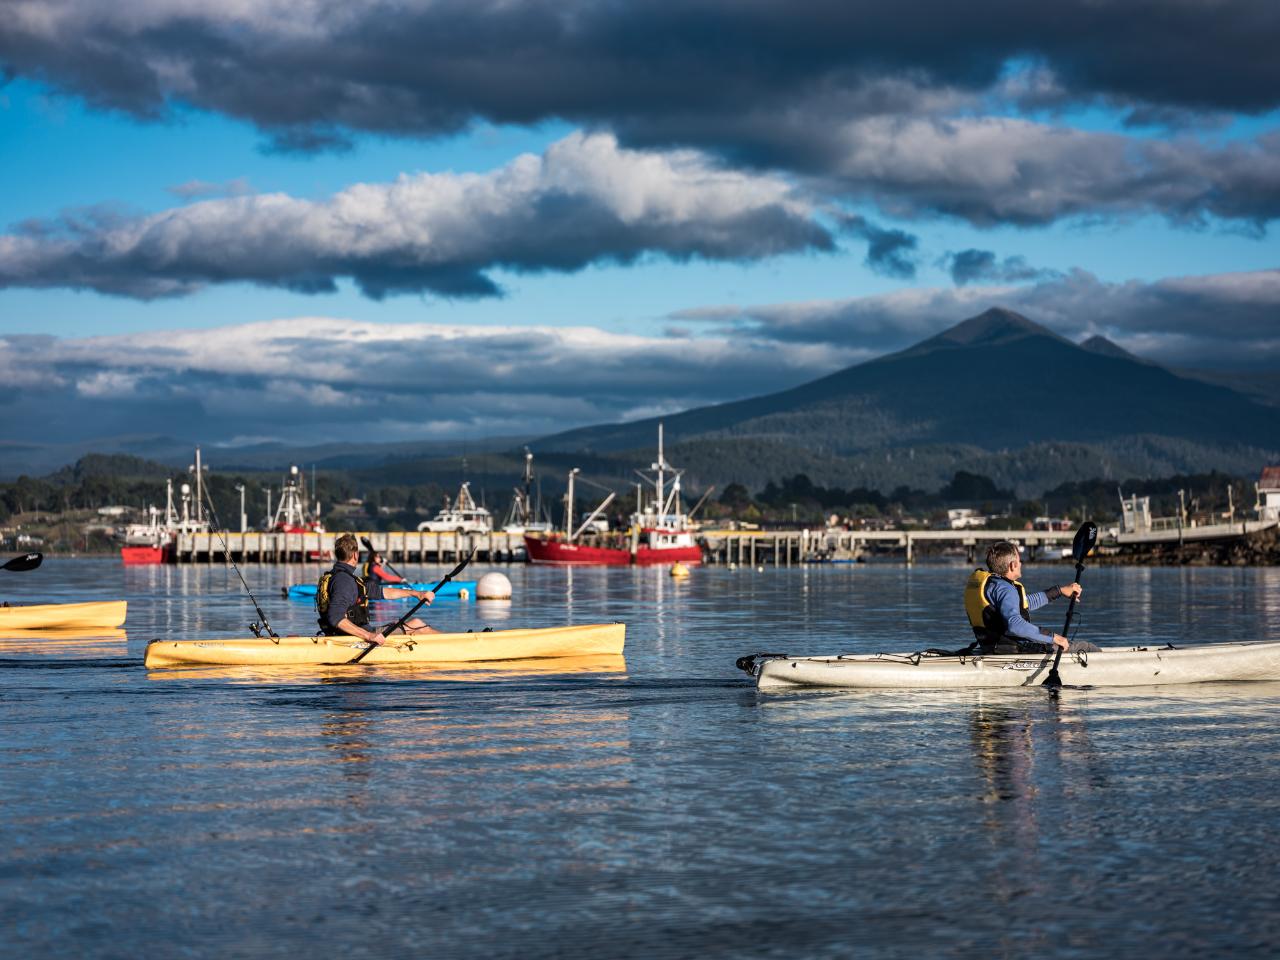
[738,641,1280,690]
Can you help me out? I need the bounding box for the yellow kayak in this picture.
[145,622,625,669]
[144,654,627,683]
[0,600,127,631]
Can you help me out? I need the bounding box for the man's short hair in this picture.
[986,541,1020,576]
[334,533,360,562]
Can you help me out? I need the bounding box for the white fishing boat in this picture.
[737,641,1280,689]
[417,482,493,534]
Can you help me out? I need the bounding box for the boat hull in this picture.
[121,544,171,565]
[0,600,128,631]
[284,580,477,601]
[748,641,1280,689]
[144,622,625,668]
[524,536,702,566]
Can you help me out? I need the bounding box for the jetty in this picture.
[173,530,525,564]
[700,528,1078,566]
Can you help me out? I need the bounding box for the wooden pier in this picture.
[175,530,526,564]
[172,527,1078,565]
[699,528,1077,566]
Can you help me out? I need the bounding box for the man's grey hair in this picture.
[986,541,1021,576]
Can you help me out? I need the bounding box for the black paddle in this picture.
[347,548,476,664]
[1043,521,1098,689]
[360,536,410,584]
[2,552,42,572]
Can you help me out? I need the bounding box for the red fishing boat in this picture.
[118,456,209,565]
[524,425,703,566]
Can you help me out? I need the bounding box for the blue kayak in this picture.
[283,580,477,602]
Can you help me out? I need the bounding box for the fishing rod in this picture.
[201,484,279,641]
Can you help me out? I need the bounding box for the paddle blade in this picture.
[1071,522,1098,564]
[2,552,42,572]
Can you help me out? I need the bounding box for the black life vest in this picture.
[316,564,369,634]
[964,569,1033,651]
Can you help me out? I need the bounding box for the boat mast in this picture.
[651,423,666,521]
[523,449,534,525]
[566,468,579,541]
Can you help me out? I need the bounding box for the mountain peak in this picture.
[1079,334,1142,362]
[894,307,1070,361]
[937,307,1067,346]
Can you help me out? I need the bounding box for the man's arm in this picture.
[991,580,1055,643]
[381,586,435,605]
[1026,583,1083,612]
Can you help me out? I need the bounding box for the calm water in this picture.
[3,558,1280,959]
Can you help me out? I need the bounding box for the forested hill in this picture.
[533,308,1280,457]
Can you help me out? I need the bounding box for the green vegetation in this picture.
[0,450,1263,554]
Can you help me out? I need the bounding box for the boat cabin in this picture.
[1258,466,1280,523]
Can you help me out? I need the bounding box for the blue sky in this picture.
[1,1,1278,461]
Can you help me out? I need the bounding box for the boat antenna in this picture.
[201,483,279,641]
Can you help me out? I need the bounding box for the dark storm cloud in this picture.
[0,133,833,300]
[841,216,919,279]
[4,2,1279,228]
[944,249,1059,286]
[5,2,1278,131]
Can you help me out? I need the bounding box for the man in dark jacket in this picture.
[319,533,436,643]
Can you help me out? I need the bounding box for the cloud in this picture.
[943,249,1059,286]
[0,132,833,300]
[841,215,918,278]
[671,267,1280,370]
[3,264,1276,452]
[4,3,1279,228]
[0,314,864,447]
[167,177,254,200]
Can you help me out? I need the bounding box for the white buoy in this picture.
[476,571,513,600]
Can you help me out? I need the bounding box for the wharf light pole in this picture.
[235,484,246,533]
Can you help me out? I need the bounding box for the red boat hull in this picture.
[523,536,701,566]
[121,544,171,565]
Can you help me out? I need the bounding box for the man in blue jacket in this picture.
[965,541,1098,654]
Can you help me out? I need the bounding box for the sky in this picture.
[1,0,1278,456]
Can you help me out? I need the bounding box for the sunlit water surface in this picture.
[3,559,1280,958]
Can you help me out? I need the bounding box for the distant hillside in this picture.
[536,308,1280,457]
[521,308,1280,496]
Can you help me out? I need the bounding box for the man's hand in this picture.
[1060,582,1082,600]
[416,590,435,606]
[367,631,387,646]
[1052,633,1070,651]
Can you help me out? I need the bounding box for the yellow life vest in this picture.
[964,569,1029,643]
[316,565,370,632]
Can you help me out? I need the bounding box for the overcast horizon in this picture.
[2,1,1279,455]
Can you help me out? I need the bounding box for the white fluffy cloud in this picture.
[0,132,832,300]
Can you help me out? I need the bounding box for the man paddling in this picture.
[317,533,438,644]
[964,541,1098,654]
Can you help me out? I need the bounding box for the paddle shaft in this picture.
[1044,521,1097,687]
[1044,563,1084,683]
[348,549,475,663]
